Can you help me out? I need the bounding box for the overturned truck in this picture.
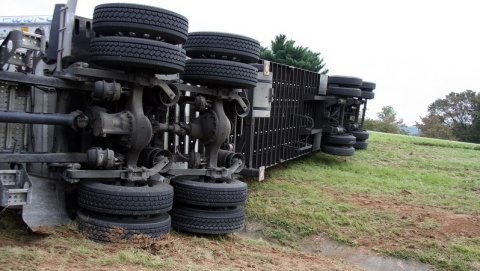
[0,1,376,242]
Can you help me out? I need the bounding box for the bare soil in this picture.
[322,188,480,250]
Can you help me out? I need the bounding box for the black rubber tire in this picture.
[321,144,355,156]
[361,91,375,100]
[183,32,260,63]
[180,59,257,88]
[322,134,356,146]
[354,140,368,149]
[92,3,188,44]
[328,76,363,88]
[76,209,171,243]
[78,180,173,215]
[170,205,245,234]
[327,86,362,97]
[170,178,247,207]
[360,81,376,92]
[351,130,369,140]
[90,36,186,74]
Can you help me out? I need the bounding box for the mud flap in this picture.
[22,175,71,232]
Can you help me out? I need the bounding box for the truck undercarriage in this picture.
[0,0,376,241]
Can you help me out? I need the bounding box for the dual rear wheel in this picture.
[76,180,174,242]
[169,178,248,234]
[90,3,188,74]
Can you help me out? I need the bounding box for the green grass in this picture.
[245,132,480,271]
[1,132,479,270]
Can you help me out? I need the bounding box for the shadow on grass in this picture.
[0,209,49,244]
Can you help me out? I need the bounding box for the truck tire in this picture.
[92,3,188,44]
[90,36,186,74]
[327,86,362,97]
[360,81,376,92]
[321,144,355,156]
[322,134,356,146]
[77,209,171,243]
[78,180,173,215]
[183,32,260,63]
[328,76,363,88]
[354,140,368,149]
[361,91,375,99]
[170,205,245,234]
[170,178,247,207]
[351,130,369,140]
[180,59,257,89]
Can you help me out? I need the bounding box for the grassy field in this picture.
[1,131,479,270]
[0,209,361,271]
[246,132,480,270]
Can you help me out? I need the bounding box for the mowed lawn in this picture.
[246,132,480,271]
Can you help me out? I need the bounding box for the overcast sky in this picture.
[1,0,479,125]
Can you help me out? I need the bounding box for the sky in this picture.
[1,0,479,126]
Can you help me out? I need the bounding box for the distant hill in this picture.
[400,126,419,135]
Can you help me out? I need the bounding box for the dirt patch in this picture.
[240,221,437,271]
[323,188,480,250]
[300,233,436,271]
[0,232,20,247]
[146,232,365,271]
[0,209,47,247]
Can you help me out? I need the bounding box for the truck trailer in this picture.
[0,0,376,242]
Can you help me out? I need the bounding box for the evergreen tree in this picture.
[260,34,328,74]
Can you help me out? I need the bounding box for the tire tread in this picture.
[90,36,186,74]
[78,180,173,215]
[93,3,188,44]
[184,32,260,63]
[77,209,171,242]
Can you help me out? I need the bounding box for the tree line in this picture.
[363,106,408,135]
[363,90,480,144]
[415,90,480,143]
